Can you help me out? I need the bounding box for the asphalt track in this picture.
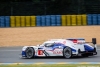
[0,46,100,63]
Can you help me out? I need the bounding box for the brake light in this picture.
[73,39,77,43]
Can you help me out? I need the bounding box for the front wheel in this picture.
[63,47,72,59]
[25,47,35,59]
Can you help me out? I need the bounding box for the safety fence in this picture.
[0,14,100,27]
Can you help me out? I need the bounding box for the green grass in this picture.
[0,64,100,67]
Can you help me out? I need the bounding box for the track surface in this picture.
[0,46,100,63]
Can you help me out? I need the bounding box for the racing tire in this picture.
[63,47,72,59]
[25,47,35,59]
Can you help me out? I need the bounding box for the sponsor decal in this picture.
[53,49,62,54]
[53,50,62,54]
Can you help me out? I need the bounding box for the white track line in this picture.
[0,50,21,51]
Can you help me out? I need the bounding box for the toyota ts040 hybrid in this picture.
[21,38,97,59]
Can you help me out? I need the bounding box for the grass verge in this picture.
[0,64,100,67]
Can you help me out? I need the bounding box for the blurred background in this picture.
[0,0,100,16]
[0,0,100,27]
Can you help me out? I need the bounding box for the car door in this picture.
[44,43,63,56]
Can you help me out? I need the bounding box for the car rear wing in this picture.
[86,38,97,51]
[67,38,97,48]
[85,38,96,44]
[67,38,97,53]
[67,38,96,44]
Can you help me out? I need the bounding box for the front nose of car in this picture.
[22,51,26,57]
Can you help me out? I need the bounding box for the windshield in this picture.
[44,43,54,47]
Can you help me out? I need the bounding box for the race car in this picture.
[21,38,97,59]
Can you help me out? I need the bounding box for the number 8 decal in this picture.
[38,50,43,55]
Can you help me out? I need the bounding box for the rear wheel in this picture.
[25,47,35,59]
[63,47,72,59]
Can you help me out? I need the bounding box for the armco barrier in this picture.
[36,16,41,26]
[0,16,10,27]
[10,16,36,27]
[1,14,100,27]
[26,16,31,27]
[20,16,25,27]
[92,14,98,25]
[56,15,61,26]
[61,15,66,26]
[98,14,100,25]
[30,16,36,27]
[10,16,15,27]
[66,15,71,25]
[36,15,61,26]
[0,16,5,27]
[81,14,87,25]
[5,16,10,27]
[77,15,82,25]
[41,16,46,26]
[87,14,92,25]
[61,15,87,26]
[15,16,21,27]
[71,15,76,26]
[87,14,98,25]
[46,15,51,26]
[51,15,56,26]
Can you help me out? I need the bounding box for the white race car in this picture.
[21,38,97,59]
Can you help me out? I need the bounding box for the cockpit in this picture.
[44,43,54,47]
